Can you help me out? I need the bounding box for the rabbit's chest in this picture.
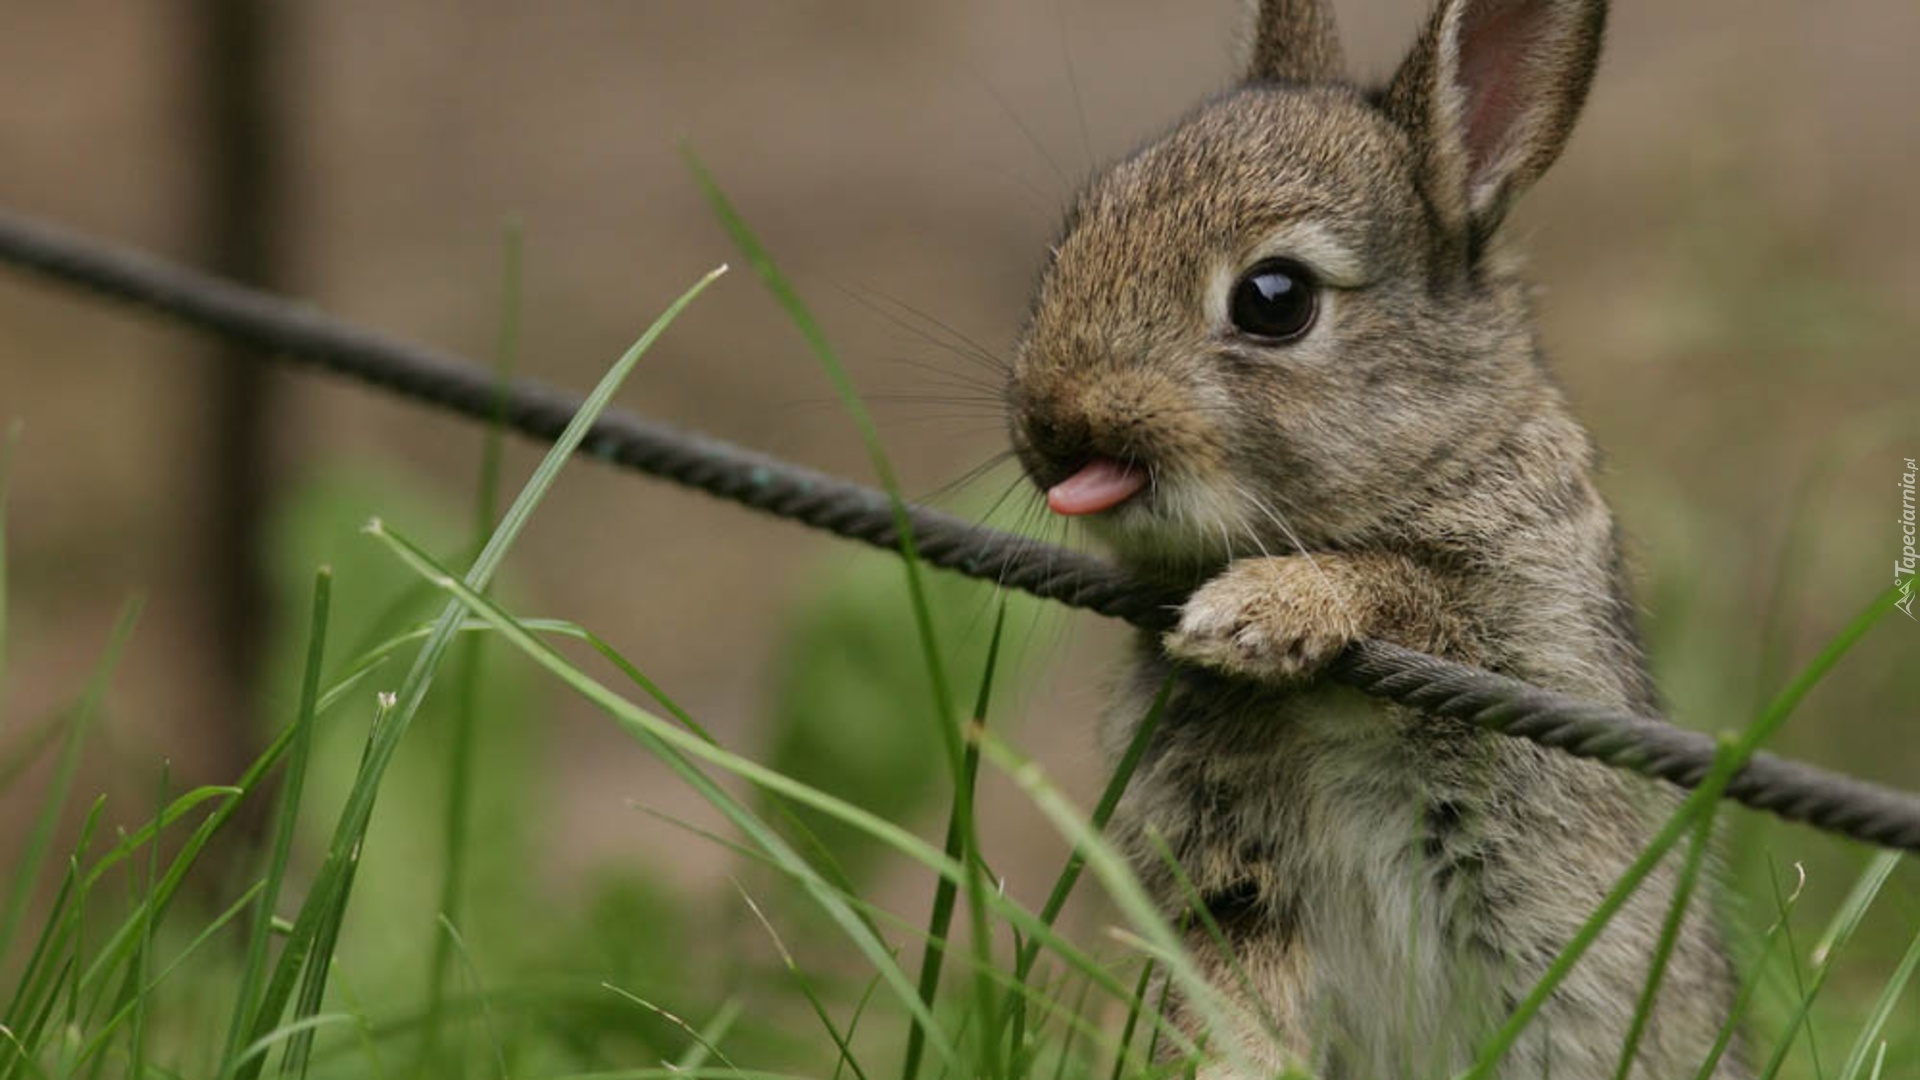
[1110,677,1511,1069]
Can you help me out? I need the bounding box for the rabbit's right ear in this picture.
[1245,0,1345,84]
[1383,0,1606,251]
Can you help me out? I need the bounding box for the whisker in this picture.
[961,57,1072,196]
[1231,478,1354,621]
[1056,4,1096,176]
[921,452,1022,511]
[831,281,1010,377]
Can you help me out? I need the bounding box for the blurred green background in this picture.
[0,0,1916,1074]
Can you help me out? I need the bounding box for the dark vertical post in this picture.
[194,0,281,813]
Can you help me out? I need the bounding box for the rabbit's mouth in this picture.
[1045,457,1149,517]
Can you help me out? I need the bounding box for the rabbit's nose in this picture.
[1021,407,1099,486]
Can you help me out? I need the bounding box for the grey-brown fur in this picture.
[1004,1,1745,1076]
[1246,0,1346,84]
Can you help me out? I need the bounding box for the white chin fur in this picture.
[1089,479,1253,570]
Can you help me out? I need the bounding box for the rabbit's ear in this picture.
[1246,0,1345,84]
[1383,0,1605,246]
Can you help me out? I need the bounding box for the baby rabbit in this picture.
[1005,0,1743,1076]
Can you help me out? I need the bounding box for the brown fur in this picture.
[1003,1,1745,1076]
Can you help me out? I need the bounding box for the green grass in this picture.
[1,196,1916,1080]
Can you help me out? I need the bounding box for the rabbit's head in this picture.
[1008,0,1607,578]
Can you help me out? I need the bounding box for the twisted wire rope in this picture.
[2,209,1915,854]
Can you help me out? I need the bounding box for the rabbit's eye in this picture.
[1229,258,1317,342]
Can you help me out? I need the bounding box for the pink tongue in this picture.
[1047,458,1148,516]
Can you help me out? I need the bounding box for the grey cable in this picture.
[2,209,1914,853]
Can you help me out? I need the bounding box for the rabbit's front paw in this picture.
[1163,557,1362,682]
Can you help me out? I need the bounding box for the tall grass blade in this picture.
[70,881,263,1072]
[977,731,1250,1073]
[368,522,964,1069]
[638,802,1131,1011]
[0,419,19,728]
[235,264,724,1080]
[687,166,989,1026]
[1467,581,1908,1078]
[0,797,100,1077]
[0,598,140,964]
[1107,960,1157,1080]
[125,762,169,1078]
[1756,851,1903,1080]
[424,214,525,1073]
[1610,800,1720,1080]
[1835,913,1920,1080]
[435,915,509,1080]
[223,568,331,1065]
[600,985,742,1076]
[904,601,1007,1080]
[685,154,963,787]
[734,884,870,1080]
[282,695,389,1080]
[1691,860,1808,1080]
[1005,672,1173,1056]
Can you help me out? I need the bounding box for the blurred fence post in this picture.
[195,0,285,840]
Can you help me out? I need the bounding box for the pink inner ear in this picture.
[1456,0,1548,188]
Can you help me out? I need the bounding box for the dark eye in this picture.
[1228,258,1318,342]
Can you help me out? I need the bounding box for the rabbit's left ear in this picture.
[1245,0,1346,84]
[1384,0,1606,248]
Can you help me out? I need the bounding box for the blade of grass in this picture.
[0,716,70,798]
[1143,829,1286,1049]
[565,611,880,934]
[671,998,745,1076]
[904,600,1008,1080]
[601,985,743,1077]
[473,219,522,541]
[126,762,169,1078]
[0,797,100,1078]
[1762,852,1820,1076]
[638,802,1137,1026]
[355,615,876,938]
[976,730,1248,1072]
[734,883,870,1080]
[423,215,523,1075]
[233,264,724,1080]
[435,916,509,1080]
[69,881,264,1071]
[0,801,80,1053]
[377,527,1159,1064]
[368,520,963,1069]
[281,695,390,1080]
[689,165,1000,1062]
[1835,911,1920,1080]
[1464,581,1907,1078]
[0,419,19,729]
[683,156,961,782]
[1005,672,1174,1056]
[223,568,331,1064]
[688,160,995,1034]
[1691,859,1808,1080]
[1756,850,1903,1080]
[0,598,140,964]
[228,1014,356,1079]
[69,781,272,1008]
[1047,973,1097,1080]
[833,973,884,1080]
[1610,790,1721,1080]
[1107,960,1157,1080]
[1751,404,1911,712]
